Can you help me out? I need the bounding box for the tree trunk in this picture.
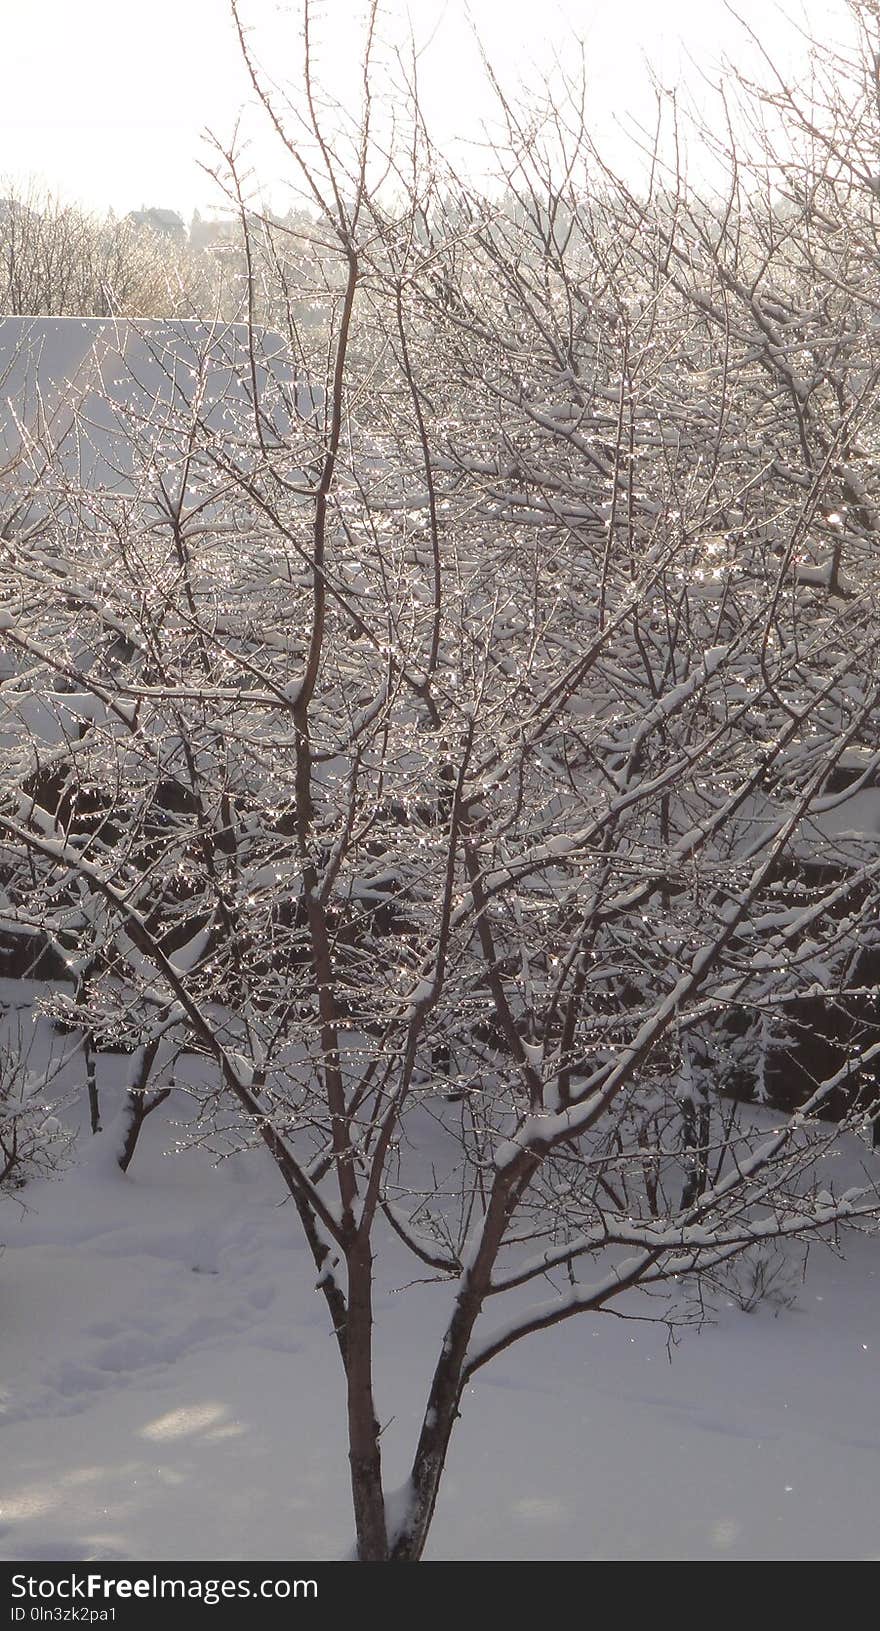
[86,1035,101,1134]
[346,1238,388,1561]
[390,1393,462,1562]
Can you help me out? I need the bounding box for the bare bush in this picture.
[0,1017,72,1195]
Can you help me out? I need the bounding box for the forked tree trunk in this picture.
[116,1085,171,1174]
[115,1037,170,1174]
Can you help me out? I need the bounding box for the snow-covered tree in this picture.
[0,1016,72,1196]
[1,0,880,1563]
[0,183,229,320]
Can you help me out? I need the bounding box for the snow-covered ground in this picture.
[2,1074,879,1564]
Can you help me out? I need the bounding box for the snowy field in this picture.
[2,1064,880,1564]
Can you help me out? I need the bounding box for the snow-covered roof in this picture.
[0,316,320,506]
[723,784,880,873]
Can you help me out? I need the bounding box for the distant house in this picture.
[126,207,186,240]
[0,197,37,228]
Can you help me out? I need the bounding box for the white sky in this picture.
[0,0,853,221]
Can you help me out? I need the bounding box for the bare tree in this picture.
[0,182,231,320]
[1,0,880,1564]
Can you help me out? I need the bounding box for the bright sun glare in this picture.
[0,1,848,220]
